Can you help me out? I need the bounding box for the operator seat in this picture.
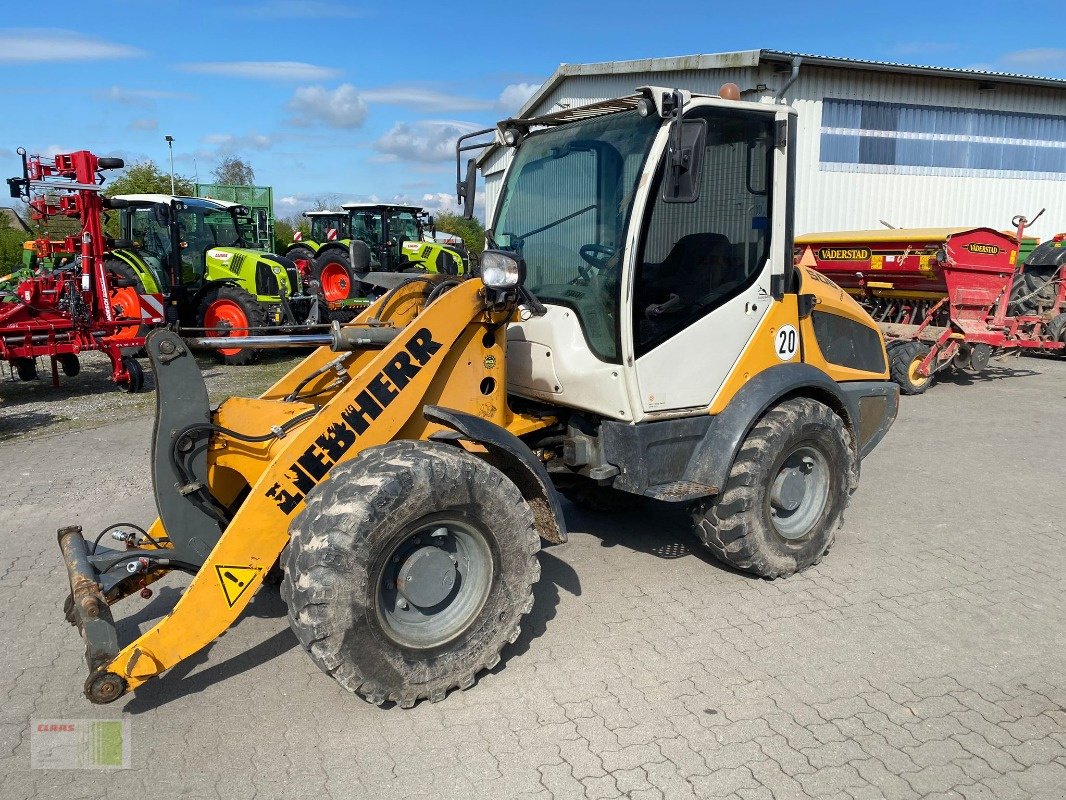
[639,232,738,311]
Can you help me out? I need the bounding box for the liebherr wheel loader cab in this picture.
[57,88,896,709]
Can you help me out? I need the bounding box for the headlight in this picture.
[480,250,525,289]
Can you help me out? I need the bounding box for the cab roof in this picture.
[303,210,345,217]
[114,194,241,211]
[341,202,424,213]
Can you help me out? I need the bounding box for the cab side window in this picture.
[633,109,774,356]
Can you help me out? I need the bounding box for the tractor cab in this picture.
[341,203,426,270]
[116,195,300,302]
[306,211,348,245]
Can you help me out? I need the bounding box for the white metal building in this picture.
[481,50,1066,237]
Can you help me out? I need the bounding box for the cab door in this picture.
[626,105,789,416]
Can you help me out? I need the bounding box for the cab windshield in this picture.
[310,215,344,241]
[178,206,246,249]
[492,109,660,361]
[387,210,420,243]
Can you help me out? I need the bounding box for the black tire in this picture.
[691,398,855,579]
[311,248,357,302]
[13,357,37,382]
[559,481,646,513]
[1010,266,1059,316]
[1047,313,1066,346]
[196,284,267,366]
[118,357,144,393]
[282,440,540,707]
[58,353,80,377]
[286,244,316,265]
[889,340,934,395]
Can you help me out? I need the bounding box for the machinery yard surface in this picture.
[1,357,1064,800]
[0,351,306,442]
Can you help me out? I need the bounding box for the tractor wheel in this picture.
[196,285,266,366]
[282,440,540,708]
[118,357,145,393]
[1047,313,1066,346]
[13,358,37,382]
[691,398,854,579]
[1009,266,1059,316]
[312,249,356,303]
[559,481,646,513]
[103,259,149,343]
[287,244,316,268]
[889,340,934,395]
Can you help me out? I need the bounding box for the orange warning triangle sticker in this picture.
[215,565,262,607]
[799,246,817,268]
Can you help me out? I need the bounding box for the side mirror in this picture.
[662,118,707,203]
[459,158,477,220]
[152,204,171,227]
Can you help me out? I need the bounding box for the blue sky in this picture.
[2,0,1064,220]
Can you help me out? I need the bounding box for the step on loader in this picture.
[58,86,898,708]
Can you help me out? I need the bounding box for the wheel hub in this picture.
[377,520,493,649]
[771,457,814,512]
[396,545,457,608]
[769,446,830,540]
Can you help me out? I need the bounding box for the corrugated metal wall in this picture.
[484,63,1066,238]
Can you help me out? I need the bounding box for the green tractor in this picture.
[108,194,321,365]
[310,203,470,302]
[283,209,349,264]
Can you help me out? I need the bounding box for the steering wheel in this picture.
[577,243,616,281]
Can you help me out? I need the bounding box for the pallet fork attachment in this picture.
[59,277,563,703]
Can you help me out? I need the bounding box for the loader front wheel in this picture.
[691,398,854,579]
[282,440,540,708]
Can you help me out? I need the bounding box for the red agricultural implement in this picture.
[795,217,1066,394]
[3,148,164,391]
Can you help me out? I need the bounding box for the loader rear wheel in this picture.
[197,285,266,366]
[559,481,646,513]
[312,250,356,302]
[282,440,540,708]
[889,340,933,395]
[691,398,854,579]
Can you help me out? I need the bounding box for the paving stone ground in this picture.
[0,355,1064,799]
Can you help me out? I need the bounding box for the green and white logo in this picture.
[31,719,130,769]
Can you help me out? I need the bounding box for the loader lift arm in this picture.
[60,276,564,704]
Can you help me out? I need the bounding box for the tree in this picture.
[433,211,486,257]
[212,155,255,186]
[274,213,310,251]
[0,212,29,276]
[103,160,195,197]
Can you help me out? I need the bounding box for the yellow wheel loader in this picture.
[58,87,898,708]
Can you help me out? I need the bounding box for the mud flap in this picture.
[425,405,568,545]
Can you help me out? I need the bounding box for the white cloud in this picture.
[361,86,495,113]
[100,86,192,106]
[287,84,369,128]
[498,82,541,112]
[998,48,1066,71]
[373,120,482,163]
[129,117,158,131]
[181,61,341,81]
[228,0,366,17]
[201,132,273,154]
[0,29,143,62]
